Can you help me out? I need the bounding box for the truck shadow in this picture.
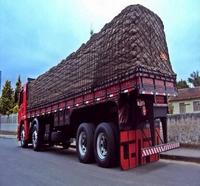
[17,143,78,160]
[17,143,170,172]
[128,160,170,174]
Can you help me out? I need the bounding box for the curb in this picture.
[0,135,16,139]
[0,131,17,135]
[160,154,200,164]
[180,143,200,149]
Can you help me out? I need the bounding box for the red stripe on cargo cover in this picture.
[94,90,106,99]
[84,93,93,101]
[107,85,120,95]
[52,104,58,111]
[46,106,51,113]
[155,80,164,87]
[75,97,83,104]
[166,82,174,88]
[59,102,65,109]
[142,78,153,85]
[121,79,136,91]
[66,100,73,107]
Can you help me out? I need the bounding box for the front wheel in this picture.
[20,125,28,148]
[94,123,118,168]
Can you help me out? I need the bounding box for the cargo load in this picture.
[28,4,175,110]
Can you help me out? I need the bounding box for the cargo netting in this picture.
[28,4,175,110]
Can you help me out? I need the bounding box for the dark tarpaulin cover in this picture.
[28,4,175,110]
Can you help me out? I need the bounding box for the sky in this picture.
[0,0,200,88]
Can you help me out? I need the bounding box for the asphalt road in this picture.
[0,138,200,186]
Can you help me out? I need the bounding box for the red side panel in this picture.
[120,131,129,170]
[120,130,137,170]
[75,97,83,105]
[59,101,65,110]
[128,131,137,168]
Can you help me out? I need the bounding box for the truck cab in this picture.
[17,84,29,147]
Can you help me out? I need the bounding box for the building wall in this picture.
[167,113,200,144]
[171,98,200,114]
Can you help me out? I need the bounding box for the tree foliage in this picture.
[14,75,21,104]
[188,71,200,87]
[0,80,14,115]
[0,76,21,115]
[176,79,189,89]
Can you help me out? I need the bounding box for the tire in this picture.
[76,123,95,163]
[32,120,44,151]
[94,122,118,168]
[20,125,28,148]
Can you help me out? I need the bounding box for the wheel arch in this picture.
[31,118,39,127]
[69,101,119,138]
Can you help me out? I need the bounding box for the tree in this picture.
[176,79,189,89]
[188,71,200,87]
[0,80,14,115]
[14,75,21,104]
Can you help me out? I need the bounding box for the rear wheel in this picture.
[32,120,44,151]
[20,125,28,148]
[76,123,95,163]
[94,122,118,168]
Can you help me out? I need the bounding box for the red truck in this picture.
[17,5,179,170]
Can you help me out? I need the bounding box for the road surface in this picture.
[0,138,200,186]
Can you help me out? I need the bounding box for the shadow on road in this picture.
[15,141,170,173]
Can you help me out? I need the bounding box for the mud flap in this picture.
[120,130,137,170]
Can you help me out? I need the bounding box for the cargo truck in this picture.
[17,4,179,170]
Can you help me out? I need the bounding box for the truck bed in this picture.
[27,74,176,118]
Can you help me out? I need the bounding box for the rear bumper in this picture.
[142,142,180,157]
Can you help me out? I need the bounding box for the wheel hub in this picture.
[21,129,25,145]
[97,132,108,160]
[79,131,87,156]
[32,130,38,147]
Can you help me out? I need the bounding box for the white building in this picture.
[169,87,200,114]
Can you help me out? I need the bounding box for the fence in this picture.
[167,112,200,145]
[0,114,18,133]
